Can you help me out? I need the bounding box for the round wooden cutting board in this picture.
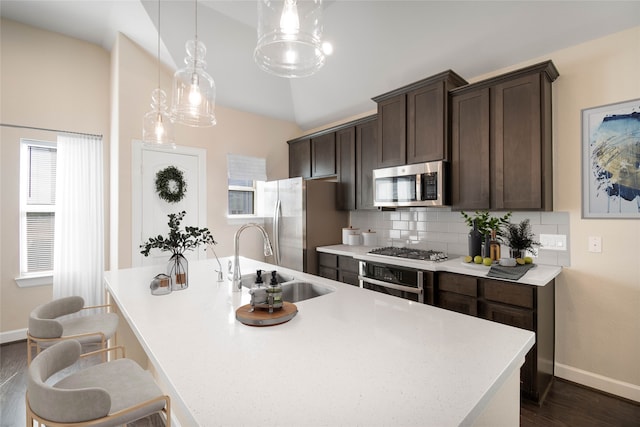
[235,302,298,326]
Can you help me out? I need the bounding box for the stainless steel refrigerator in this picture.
[263,177,349,275]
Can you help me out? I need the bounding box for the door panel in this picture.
[132,141,206,267]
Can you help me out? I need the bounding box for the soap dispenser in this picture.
[266,271,283,313]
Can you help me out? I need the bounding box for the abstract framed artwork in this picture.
[582,98,640,219]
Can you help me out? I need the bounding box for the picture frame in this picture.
[581,98,640,219]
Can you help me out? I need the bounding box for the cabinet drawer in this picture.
[318,253,338,268]
[339,271,360,287]
[438,273,477,297]
[481,301,534,331]
[338,255,359,273]
[482,279,534,309]
[318,266,338,281]
[438,291,477,316]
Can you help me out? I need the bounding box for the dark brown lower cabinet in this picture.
[318,253,360,287]
[436,272,555,403]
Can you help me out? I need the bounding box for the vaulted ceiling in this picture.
[2,1,639,131]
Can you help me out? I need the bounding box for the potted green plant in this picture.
[460,211,512,257]
[503,219,540,259]
[140,211,217,290]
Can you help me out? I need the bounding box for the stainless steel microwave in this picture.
[373,161,448,208]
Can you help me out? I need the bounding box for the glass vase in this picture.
[168,253,188,291]
[509,248,524,259]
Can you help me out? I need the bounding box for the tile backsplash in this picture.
[349,208,570,267]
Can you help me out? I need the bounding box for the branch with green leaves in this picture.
[140,211,217,257]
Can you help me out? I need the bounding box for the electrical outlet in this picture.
[588,236,602,253]
[539,234,567,251]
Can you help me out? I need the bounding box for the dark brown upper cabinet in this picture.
[356,117,378,210]
[288,132,336,180]
[372,71,467,168]
[336,126,356,210]
[450,60,559,211]
[288,138,311,179]
[311,132,336,178]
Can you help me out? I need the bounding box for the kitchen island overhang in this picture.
[104,256,534,426]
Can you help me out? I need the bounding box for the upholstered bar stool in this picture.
[26,339,171,426]
[27,296,119,364]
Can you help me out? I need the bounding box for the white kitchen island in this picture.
[104,256,534,427]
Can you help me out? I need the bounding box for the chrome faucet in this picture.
[231,223,273,291]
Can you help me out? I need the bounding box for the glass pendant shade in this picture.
[254,0,325,78]
[143,88,176,147]
[171,40,216,127]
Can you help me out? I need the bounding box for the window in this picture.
[228,178,256,215]
[20,140,57,275]
[227,154,266,217]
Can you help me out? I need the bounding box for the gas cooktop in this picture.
[368,247,448,262]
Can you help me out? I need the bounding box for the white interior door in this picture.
[132,141,207,267]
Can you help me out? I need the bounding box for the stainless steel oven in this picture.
[359,261,424,303]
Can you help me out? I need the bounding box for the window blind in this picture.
[26,212,55,272]
[227,154,267,182]
[28,145,57,205]
[22,142,57,273]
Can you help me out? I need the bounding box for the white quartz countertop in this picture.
[104,256,534,427]
[318,244,562,286]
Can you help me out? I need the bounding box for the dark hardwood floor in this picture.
[2,340,639,426]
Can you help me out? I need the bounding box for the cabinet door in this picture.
[407,81,445,163]
[377,94,406,167]
[336,127,356,210]
[480,301,534,331]
[289,139,311,178]
[356,119,378,210]
[438,292,478,316]
[311,132,336,177]
[339,271,360,287]
[451,88,491,210]
[491,74,543,209]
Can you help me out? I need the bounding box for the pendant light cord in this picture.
[194,0,198,64]
[157,0,161,92]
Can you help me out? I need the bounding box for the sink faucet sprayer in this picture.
[230,223,273,291]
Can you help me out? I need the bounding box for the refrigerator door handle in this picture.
[273,199,281,265]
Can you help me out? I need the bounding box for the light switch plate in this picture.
[540,234,567,251]
[588,236,602,253]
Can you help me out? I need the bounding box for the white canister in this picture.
[342,227,359,245]
[362,230,377,246]
[348,233,362,246]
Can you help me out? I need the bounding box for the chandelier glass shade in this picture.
[142,0,175,147]
[254,0,325,78]
[143,88,175,147]
[171,39,217,127]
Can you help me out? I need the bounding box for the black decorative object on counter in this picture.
[468,219,482,258]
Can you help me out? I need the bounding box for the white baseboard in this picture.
[0,328,27,344]
[555,362,640,403]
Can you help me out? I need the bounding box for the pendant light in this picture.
[254,0,326,78]
[171,0,216,127]
[143,0,175,147]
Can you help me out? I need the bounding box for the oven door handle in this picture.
[358,276,422,295]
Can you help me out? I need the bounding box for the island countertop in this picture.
[104,256,534,427]
[317,244,562,286]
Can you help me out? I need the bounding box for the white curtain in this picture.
[53,134,104,306]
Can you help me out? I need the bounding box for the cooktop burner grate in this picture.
[368,247,448,261]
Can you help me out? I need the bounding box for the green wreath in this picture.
[155,166,187,203]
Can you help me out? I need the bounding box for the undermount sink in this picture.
[241,271,334,303]
[280,281,334,303]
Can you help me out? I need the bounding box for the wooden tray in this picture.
[235,302,298,326]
